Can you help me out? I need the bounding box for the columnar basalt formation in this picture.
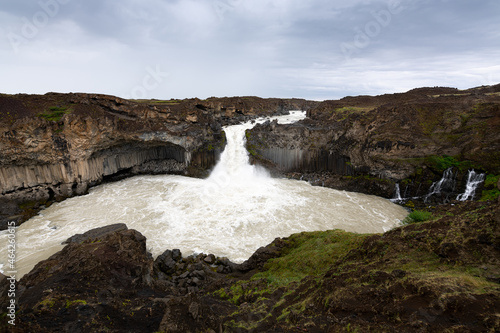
[247,85,500,203]
[0,93,317,228]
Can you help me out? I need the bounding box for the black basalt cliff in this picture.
[0,93,317,228]
[246,85,500,206]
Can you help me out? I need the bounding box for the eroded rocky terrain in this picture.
[0,93,316,228]
[247,85,500,205]
[1,198,499,332]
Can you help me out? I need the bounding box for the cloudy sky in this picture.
[1,0,499,100]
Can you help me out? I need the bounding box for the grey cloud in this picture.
[0,0,499,100]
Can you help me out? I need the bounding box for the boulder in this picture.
[62,223,128,244]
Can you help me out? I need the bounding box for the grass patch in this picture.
[334,106,371,113]
[481,174,500,201]
[408,269,499,295]
[427,155,458,171]
[403,210,432,224]
[252,230,367,289]
[38,106,70,122]
[152,99,181,105]
[331,106,372,121]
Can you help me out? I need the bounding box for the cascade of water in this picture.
[424,168,455,202]
[206,122,268,192]
[456,170,485,201]
[204,111,307,197]
[0,111,409,279]
[390,183,403,203]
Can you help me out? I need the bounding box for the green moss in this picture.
[480,174,500,201]
[425,155,459,172]
[213,288,229,299]
[65,299,87,308]
[404,200,415,209]
[345,323,360,333]
[481,189,500,202]
[400,178,412,186]
[252,230,367,289]
[38,106,70,122]
[39,299,56,308]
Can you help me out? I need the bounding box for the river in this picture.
[0,111,408,278]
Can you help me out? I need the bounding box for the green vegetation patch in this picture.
[38,106,70,122]
[152,99,181,105]
[481,174,500,201]
[425,155,474,173]
[334,106,370,113]
[330,106,372,121]
[253,230,368,289]
[132,99,181,105]
[392,155,477,173]
[403,210,432,224]
[65,299,87,309]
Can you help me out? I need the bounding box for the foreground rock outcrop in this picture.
[0,93,317,228]
[1,199,499,332]
[247,85,500,205]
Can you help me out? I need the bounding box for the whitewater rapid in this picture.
[0,111,409,278]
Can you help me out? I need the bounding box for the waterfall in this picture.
[424,168,455,202]
[206,121,269,192]
[204,111,307,197]
[456,170,485,201]
[0,111,409,279]
[390,183,403,203]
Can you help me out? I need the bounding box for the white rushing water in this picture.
[456,169,485,201]
[0,111,408,278]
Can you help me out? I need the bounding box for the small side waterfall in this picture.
[390,183,403,203]
[390,168,486,205]
[424,168,456,202]
[456,170,485,201]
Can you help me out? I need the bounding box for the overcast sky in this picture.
[1,0,499,100]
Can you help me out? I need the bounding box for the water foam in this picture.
[0,111,408,278]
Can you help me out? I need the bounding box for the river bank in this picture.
[2,198,498,332]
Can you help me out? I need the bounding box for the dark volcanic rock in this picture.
[0,93,317,229]
[63,223,128,244]
[14,229,162,332]
[247,84,500,204]
[11,227,247,332]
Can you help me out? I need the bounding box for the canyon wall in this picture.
[0,93,317,228]
[2,86,499,227]
[247,85,500,204]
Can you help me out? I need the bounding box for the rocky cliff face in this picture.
[0,93,317,228]
[247,85,500,204]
